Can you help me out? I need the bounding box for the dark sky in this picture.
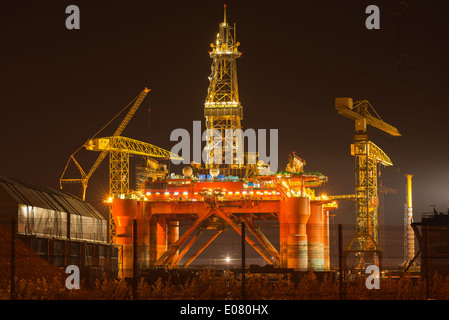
[1,0,448,227]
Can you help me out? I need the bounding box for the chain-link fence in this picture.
[126,221,409,271]
[0,217,119,299]
[2,215,449,300]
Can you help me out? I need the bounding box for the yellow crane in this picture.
[335,97,401,270]
[85,136,182,243]
[336,98,401,137]
[60,87,182,243]
[60,87,151,200]
[85,136,182,199]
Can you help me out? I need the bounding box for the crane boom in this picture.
[335,98,401,137]
[351,140,393,166]
[112,88,150,136]
[85,136,183,160]
[85,136,182,199]
[82,88,150,182]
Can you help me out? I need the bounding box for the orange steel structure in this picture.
[112,173,337,277]
[109,7,338,278]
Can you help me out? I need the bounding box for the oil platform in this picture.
[56,6,403,279]
[107,7,338,278]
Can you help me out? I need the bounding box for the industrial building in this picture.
[412,210,449,278]
[0,175,119,283]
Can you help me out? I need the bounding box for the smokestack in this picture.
[404,174,415,263]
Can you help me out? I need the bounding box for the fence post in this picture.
[11,217,16,300]
[133,219,137,300]
[241,221,246,300]
[338,224,343,300]
[425,225,430,299]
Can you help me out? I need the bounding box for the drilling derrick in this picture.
[204,5,244,175]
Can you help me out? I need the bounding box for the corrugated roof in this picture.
[0,175,105,220]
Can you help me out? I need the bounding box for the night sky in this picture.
[1,0,448,227]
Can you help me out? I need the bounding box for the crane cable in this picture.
[88,92,141,141]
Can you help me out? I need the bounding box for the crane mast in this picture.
[335,97,401,270]
[204,5,244,174]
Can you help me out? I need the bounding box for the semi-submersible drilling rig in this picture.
[109,7,337,278]
[62,6,401,278]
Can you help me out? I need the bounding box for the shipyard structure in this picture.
[0,175,119,283]
[53,7,403,279]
